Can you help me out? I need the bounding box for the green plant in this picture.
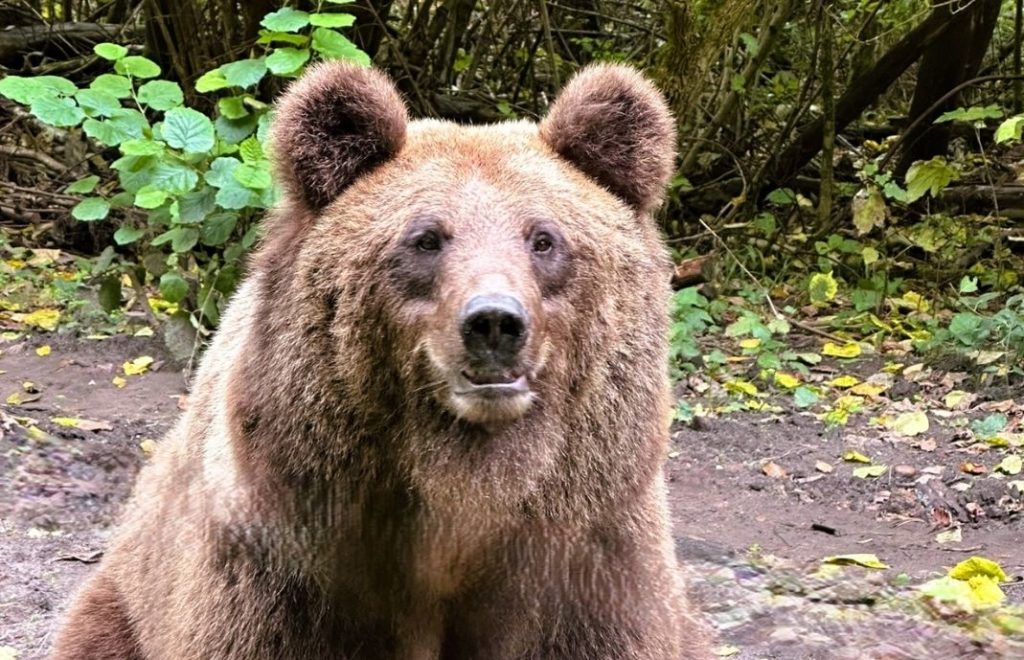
[0,0,367,331]
[668,286,715,378]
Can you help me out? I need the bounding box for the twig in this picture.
[0,144,68,173]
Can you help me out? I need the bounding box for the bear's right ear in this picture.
[271,62,408,213]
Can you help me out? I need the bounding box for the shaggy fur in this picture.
[51,62,710,659]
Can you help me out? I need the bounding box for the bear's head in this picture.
[265,62,675,431]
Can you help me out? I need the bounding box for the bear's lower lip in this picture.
[454,374,529,397]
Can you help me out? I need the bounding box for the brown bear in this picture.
[52,61,710,659]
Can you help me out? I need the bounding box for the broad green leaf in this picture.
[119,138,165,156]
[885,410,929,437]
[137,80,183,110]
[766,188,795,205]
[312,28,370,65]
[239,137,263,163]
[71,197,111,221]
[266,47,311,75]
[214,114,259,143]
[234,162,272,189]
[93,42,127,60]
[215,182,260,209]
[205,157,243,187]
[113,225,145,245]
[257,30,310,46]
[65,175,100,194]
[935,105,1002,124]
[905,157,957,202]
[159,272,189,303]
[261,7,310,32]
[218,96,249,119]
[162,107,215,153]
[74,89,121,117]
[793,386,819,408]
[0,75,76,104]
[30,96,85,127]
[995,115,1024,144]
[959,275,979,293]
[852,187,886,235]
[808,271,838,305]
[309,12,356,27]
[972,414,1008,440]
[115,55,161,79]
[173,188,216,224]
[89,74,132,98]
[134,185,170,209]
[83,108,148,146]
[201,212,239,246]
[195,69,230,93]
[221,58,268,88]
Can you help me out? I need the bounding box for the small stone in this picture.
[894,464,918,478]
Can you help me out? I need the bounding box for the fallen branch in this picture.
[0,143,68,173]
[0,22,132,61]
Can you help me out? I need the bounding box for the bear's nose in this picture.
[460,294,528,366]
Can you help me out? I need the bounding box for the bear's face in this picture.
[270,63,675,427]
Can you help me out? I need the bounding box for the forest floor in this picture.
[0,332,1023,659]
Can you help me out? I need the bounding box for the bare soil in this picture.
[1,334,1022,659]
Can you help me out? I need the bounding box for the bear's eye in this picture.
[532,233,554,254]
[415,231,442,252]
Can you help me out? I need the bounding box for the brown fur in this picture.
[52,62,710,659]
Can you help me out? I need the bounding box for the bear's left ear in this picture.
[539,64,676,214]
[271,62,408,213]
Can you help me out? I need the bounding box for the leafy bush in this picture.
[0,0,366,331]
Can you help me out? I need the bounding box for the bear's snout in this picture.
[459,294,528,373]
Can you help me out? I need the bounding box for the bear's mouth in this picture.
[456,370,529,395]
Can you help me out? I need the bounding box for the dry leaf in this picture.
[762,461,788,479]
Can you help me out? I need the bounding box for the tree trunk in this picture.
[895,0,1001,175]
[767,5,956,188]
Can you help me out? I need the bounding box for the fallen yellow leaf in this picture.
[725,379,758,396]
[822,553,889,569]
[822,342,861,359]
[123,355,154,376]
[886,410,929,437]
[11,308,60,331]
[773,372,800,389]
[829,375,860,388]
[112,376,127,388]
[842,450,871,463]
[35,345,51,357]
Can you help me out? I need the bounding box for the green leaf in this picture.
[89,74,132,98]
[137,80,183,111]
[115,55,161,79]
[935,105,1002,124]
[239,137,263,163]
[162,107,215,153]
[71,197,111,221]
[257,30,310,46]
[74,89,121,117]
[852,187,886,235]
[159,272,189,303]
[809,272,838,305]
[83,108,148,146]
[766,188,795,205]
[93,42,128,60]
[134,185,171,209]
[309,12,356,27]
[266,47,311,75]
[220,58,268,88]
[195,69,230,93]
[793,386,819,409]
[97,274,123,311]
[214,114,259,143]
[0,75,68,104]
[119,138,165,156]
[174,188,216,224]
[261,7,310,32]
[201,212,239,246]
[311,28,370,65]
[30,96,85,127]
[971,414,1008,440]
[234,162,272,189]
[959,275,979,294]
[217,96,249,119]
[861,246,879,266]
[113,225,145,245]
[885,411,929,437]
[905,157,958,202]
[995,115,1024,144]
[66,175,100,194]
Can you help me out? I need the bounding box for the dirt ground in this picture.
[1,333,1022,659]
